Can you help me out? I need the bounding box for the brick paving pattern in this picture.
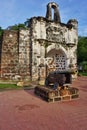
[0,76,87,130]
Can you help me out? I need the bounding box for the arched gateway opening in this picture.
[47,49,67,71]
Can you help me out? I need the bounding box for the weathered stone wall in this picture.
[0,30,19,80]
[30,17,46,80]
[31,18,78,78]
[18,29,31,80]
[30,2,78,80]
[0,29,31,81]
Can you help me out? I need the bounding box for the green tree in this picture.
[0,27,3,37]
[7,23,26,30]
[80,61,87,72]
[24,19,31,27]
[77,36,87,64]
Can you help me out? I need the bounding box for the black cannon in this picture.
[45,70,73,87]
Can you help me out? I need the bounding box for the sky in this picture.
[0,0,87,36]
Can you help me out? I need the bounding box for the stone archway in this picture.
[47,49,67,72]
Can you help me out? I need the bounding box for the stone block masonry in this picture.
[0,30,31,81]
[1,30,19,80]
[18,29,31,80]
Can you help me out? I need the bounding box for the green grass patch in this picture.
[0,83,21,90]
[79,72,87,76]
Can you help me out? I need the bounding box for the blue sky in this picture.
[0,0,87,36]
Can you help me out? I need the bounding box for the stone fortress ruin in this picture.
[0,2,78,81]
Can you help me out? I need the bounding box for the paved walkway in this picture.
[0,76,87,130]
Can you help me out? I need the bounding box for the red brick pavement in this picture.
[0,76,87,130]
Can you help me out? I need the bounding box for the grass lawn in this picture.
[79,72,87,76]
[0,83,22,90]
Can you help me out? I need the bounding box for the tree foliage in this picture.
[77,36,87,64]
[7,23,26,30]
[0,26,3,37]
